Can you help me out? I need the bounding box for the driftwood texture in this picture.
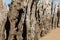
[0,0,60,40]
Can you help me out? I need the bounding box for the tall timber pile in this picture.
[0,0,60,40]
[0,0,7,40]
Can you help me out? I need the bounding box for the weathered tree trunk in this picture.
[8,0,23,40]
[0,0,7,40]
[8,0,28,40]
[53,2,58,29]
[30,0,37,40]
[26,0,33,40]
[0,11,7,40]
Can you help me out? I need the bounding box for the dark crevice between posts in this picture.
[38,13,40,22]
[12,8,24,40]
[40,31,43,37]
[35,2,38,21]
[22,20,27,40]
[22,7,27,40]
[15,8,27,40]
[15,8,24,32]
[52,16,53,29]
[57,11,60,27]
[13,35,17,40]
[30,0,34,12]
[57,17,59,27]
[5,17,10,40]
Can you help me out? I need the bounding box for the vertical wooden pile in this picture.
[0,0,7,40]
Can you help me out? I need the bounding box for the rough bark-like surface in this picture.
[0,0,59,40]
[0,10,7,40]
[0,0,7,40]
[8,0,25,40]
[53,2,58,29]
[7,0,59,40]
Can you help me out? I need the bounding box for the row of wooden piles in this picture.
[0,0,60,40]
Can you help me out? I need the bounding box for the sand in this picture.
[40,28,60,40]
